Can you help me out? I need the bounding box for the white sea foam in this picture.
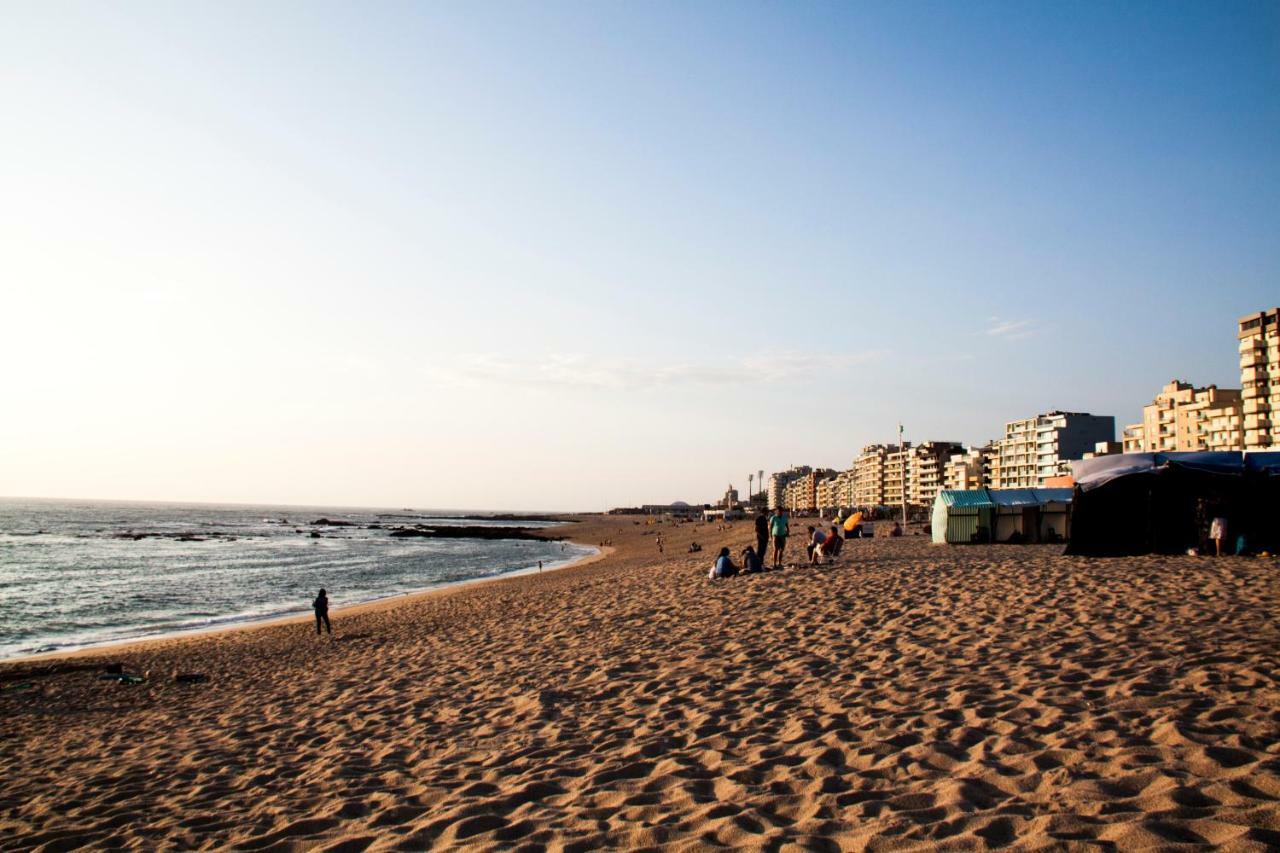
[0,498,592,659]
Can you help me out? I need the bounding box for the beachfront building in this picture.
[767,466,810,510]
[1240,307,1280,449]
[1120,380,1242,453]
[1120,424,1145,451]
[884,445,911,511]
[944,445,992,492]
[990,411,1115,489]
[833,468,857,509]
[815,475,838,514]
[785,469,835,513]
[852,444,894,508]
[908,441,966,508]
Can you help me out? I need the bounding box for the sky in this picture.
[1,1,1277,511]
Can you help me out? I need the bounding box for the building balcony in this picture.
[1240,336,1266,351]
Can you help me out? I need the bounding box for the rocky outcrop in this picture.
[388,525,559,542]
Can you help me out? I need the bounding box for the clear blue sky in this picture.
[2,2,1277,509]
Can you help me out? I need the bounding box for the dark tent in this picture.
[1066,452,1280,556]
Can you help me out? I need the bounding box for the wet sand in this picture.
[2,515,1278,850]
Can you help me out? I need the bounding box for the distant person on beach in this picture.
[754,510,769,560]
[890,521,903,537]
[708,547,738,579]
[312,589,332,636]
[741,545,764,574]
[769,508,790,569]
[1211,516,1228,556]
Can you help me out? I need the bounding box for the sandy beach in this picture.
[2,515,1278,851]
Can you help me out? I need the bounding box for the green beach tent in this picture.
[931,490,996,544]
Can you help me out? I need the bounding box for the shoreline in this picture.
[0,539,609,667]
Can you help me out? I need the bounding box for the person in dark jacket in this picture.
[313,588,332,636]
[754,510,769,563]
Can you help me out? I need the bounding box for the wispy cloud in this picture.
[426,350,885,391]
[984,317,1036,340]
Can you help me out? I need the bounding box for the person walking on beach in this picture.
[754,509,769,563]
[313,589,332,636]
[769,507,790,569]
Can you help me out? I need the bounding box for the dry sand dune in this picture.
[2,516,1279,851]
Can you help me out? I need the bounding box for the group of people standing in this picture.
[709,508,848,579]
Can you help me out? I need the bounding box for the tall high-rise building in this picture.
[990,411,1114,488]
[1121,380,1242,453]
[944,445,992,491]
[852,445,895,508]
[1239,308,1280,449]
[908,441,966,507]
[767,466,810,510]
[884,445,911,510]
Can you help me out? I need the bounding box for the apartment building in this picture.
[1240,307,1280,449]
[908,441,966,507]
[852,444,895,508]
[884,445,911,510]
[767,466,810,510]
[990,411,1114,488]
[833,469,857,509]
[783,469,833,514]
[815,476,838,513]
[944,445,992,491]
[1121,381,1243,453]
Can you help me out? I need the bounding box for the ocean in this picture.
[0,498,594,660]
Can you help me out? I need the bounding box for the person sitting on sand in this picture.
[708,547,738,579]
[890,521,903,537]
[819,525,843,559]
[313,588,332,636]
[741,545,764,574]
[807,526,828,565]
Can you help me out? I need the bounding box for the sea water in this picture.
[0,498,594,659]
